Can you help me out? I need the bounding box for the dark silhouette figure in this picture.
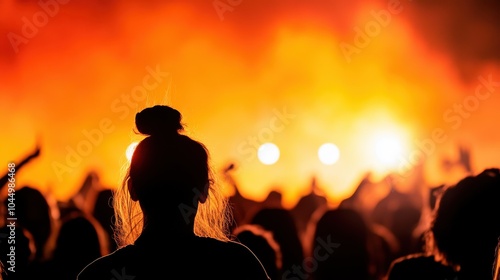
[92,188,118,252]
[338,173,401,277]
[308,208,374,280]
[8,186,53,263]
[371,186,422,259]
[78,105,270,280]
[338,171,372,211]
[58,170,104,219]
[441,144,473,175]
[0,225,35,279]
[251,207,305,279]
[291,177,328,242]
[386,253,457,280]
[424,168,500,279]
[0,144,40,190]
[261,189,284,209]
[45,212,106,280]
[234,224,282,280]
[71,170,104,215]
[0,143,41,279]
[223,162,262,230]
[387,168,500,279]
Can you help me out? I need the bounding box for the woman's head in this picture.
[129,105,210,209]
[113,105,231,246]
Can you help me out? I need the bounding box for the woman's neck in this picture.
[140,213,196,237]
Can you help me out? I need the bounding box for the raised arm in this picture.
[0,144,41,190]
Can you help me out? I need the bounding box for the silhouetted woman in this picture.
[78,105,270,280]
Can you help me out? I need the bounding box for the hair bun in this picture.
[135,105,183,136]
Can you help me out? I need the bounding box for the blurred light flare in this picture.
[368,127,412,181]
[318,143,340,165]
[258,143,280,165]
[375,133,404,165]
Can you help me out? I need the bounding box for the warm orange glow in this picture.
[1,1,499,209]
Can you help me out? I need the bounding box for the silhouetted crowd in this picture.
[2,106,500,280]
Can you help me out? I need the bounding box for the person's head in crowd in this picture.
[49,212,106,280]
[234,224,282,280]
[113,105,231,247]
[426,168,500,279]
[310,207,371,280]
[11,186,53,261]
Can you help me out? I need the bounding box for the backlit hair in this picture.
[112,105,232,247]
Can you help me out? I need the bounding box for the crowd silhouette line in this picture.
[1,106,499,280]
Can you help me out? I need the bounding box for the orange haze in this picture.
[1,0,500,208]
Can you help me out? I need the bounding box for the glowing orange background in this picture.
[1,0,500,208]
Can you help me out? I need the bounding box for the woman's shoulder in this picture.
[77,245,137,280]
[196,237,271,279]
[198,236,256,254]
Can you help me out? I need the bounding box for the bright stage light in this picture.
[374,133,404,166]
[258,143,280,165]
[126,141,139,162]
[318,143,340,165]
